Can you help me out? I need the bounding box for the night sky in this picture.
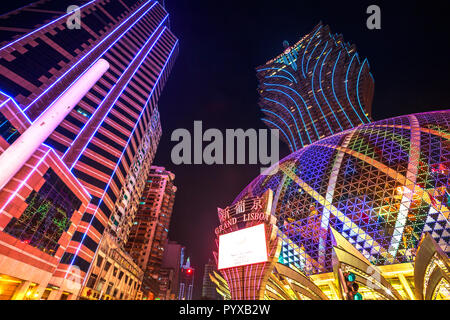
[158,0,450,298]
[1,0,450,299]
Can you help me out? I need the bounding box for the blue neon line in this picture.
[345,53,365,124]
[301,25,322,78]
[67,21,168,169]
[311,42,333,135]
[331,51,354,127]
[257,67,297,83]
[67,38,179,272]
[305,40,321,76]
[261,118,294,152]
[265,75,294,83]
[356,59,372,123]
[319,47,343,131]
[262,99,298,150]
[263,82,320,140]
[0,0,97,51]
[24,0,158,113]
[261,107,297,151]
[266,88,311,144]
[0,92,33,124]
[264,96,303,147]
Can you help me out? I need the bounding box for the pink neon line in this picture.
[0,149,51,215]
[246,264,252,299]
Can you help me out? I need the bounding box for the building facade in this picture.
[201,258,222,300]
[178,258,194,300]
[158,239,185,300]
[215,111,450,300]
[0,0,178,300]
[257,22,374,151]
[125,166,177,298]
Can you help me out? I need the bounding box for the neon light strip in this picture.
[66,19,168,168]
[0,91,32,124]
[0,149,51,215]
[257,67,297,83]
[263,82,320,140]
[387,115,421,260]
[301,25,322,78]
[320,47,343,131]
[305,40,322,76]
[67,38,179,273]
[280,162,391,259]
[331,51,354,127]
[264,97,303,147]
[0,0,97,51]
[261,118,294,152]
[318,131,356,266]
[265,75,293,83]
[24,0,158,113]
[311,42,334,135]
[261,102,297,150]
[266,88,311,144]
[43,145,91,200]
[316,142,450,220]
[356,59,372,122]
[345,53,365,124]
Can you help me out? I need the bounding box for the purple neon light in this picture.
[23,0,158,113]
[66,19,168,169]
[67,36,178,272]
[43,145,92,200]
[0,0,97,52]
[0,92,32,124]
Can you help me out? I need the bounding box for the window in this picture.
[96,256,104,267]
[86,274,98,288]
[3,169,82,256]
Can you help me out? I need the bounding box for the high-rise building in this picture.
[158,239,185,300]
[0,0,178,300]
[125,166,177,297]
[201,258,222,300]
[257,22,374,152]
[178,257,194,300]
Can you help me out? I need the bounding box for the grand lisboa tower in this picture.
[212,23,450,301]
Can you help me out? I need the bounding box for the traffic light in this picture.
[343,271,363,300]
[185,268,193,275]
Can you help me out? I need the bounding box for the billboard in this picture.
[218,224,268,269]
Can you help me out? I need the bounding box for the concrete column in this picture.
[11,280,31,300]
[32,283,48,300]
[0,58,109,191]
[47,289,63,300]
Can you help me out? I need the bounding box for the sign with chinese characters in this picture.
[215,190,273,235]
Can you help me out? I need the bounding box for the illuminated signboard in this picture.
[218,224,268,269]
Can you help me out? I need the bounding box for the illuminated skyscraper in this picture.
[257,22,374,151]
[0,0,178,300]
[179,257,194,300]
[125,166,177,298]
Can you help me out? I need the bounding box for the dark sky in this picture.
[1,0,449,299]
[158,0,450,298]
